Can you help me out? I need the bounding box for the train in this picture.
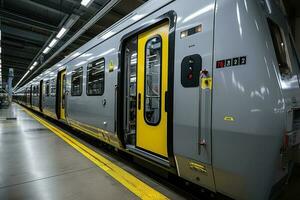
[14,0,300,199]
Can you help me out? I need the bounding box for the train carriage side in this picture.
[212,0,300,199]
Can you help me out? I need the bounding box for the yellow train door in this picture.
[136,22,169,158]
[60,70,66,120]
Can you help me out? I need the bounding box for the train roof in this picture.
[19,0,174,91]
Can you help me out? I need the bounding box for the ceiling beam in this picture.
[0,9,58,32]
[3,60,29,67]
[2,36,43,48]
[2,65,27,72]
[3,55,32,63]
[22,0,70,16]
[2,25,49,43]
[3,48,37,59]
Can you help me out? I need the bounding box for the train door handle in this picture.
[138,93,141,110]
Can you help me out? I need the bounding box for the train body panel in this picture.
[14,0,300,199]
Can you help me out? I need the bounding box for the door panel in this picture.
[39,80,43,111]
[136,22,169,157]
[60,70,66,120]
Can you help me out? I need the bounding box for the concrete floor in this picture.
[0,104,185,200]
[1,103,300,200]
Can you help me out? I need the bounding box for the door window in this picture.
[144,36,162,125]
[62,74,66,108]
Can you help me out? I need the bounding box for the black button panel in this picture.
[181,54,202,88]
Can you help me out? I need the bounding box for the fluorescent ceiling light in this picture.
[81,0,93,7]
[33,61,38,66]
[49,38,58,48]
[30,65,35,70]
[101,31,115,40]
[43,47,51,54]
[56,27,67,39]
[131,14,145,21]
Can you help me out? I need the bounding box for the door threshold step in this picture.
[126,145,170,167]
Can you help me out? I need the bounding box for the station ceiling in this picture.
[0,0,146,87]
[0,0,299,88]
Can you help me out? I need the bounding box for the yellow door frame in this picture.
[60,70,66,120]
[136,22,169,158]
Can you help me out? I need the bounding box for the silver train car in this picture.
[14,0,300,199]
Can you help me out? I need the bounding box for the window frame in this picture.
[86,58,105,96]
[143,35,163,126]
[71,67,83,96]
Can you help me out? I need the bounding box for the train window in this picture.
[144,36,162,125]
[36,85,39,96]
[50,79,56,97]
[71,67,83,96]
[33,86,36,96]
[267,19,291,75]
[86,58,105,96]
[46,81,50,97]
[34,86,37,97]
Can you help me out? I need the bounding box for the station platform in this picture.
[0,103,186,200]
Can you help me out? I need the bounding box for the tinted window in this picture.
[71,67,83,96]
[33,86,36,96]
[87,58,105,96]
[50,79,56,97]
[144,37,162,125]
[268,19,291,75]
[46,81,50,96]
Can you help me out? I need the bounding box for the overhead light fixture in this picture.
[49,38,58,48]
[56,27,67,39]
[33,61,38,66]
[29,65,35,70]
[81,0,94,7]
[43,47,51,54]
[131,14,145,21]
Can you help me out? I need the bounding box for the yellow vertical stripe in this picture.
[22,106,169,200]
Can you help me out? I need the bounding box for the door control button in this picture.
[181,54,202,87]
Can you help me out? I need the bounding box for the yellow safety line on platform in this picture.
[22,107,169,200]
